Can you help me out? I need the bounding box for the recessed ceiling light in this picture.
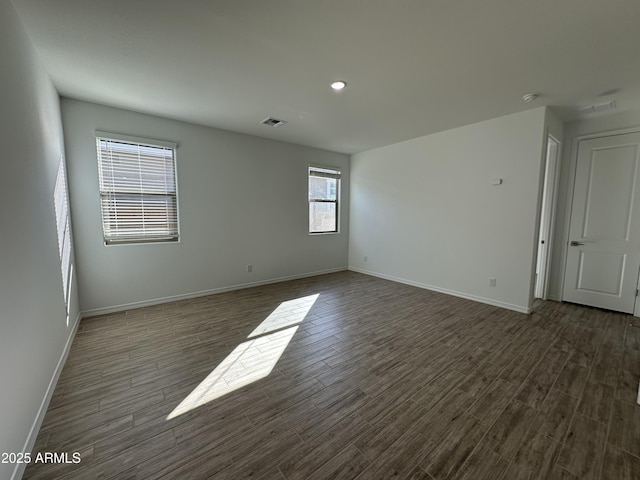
[331,81,347,91]
[522,93,539,103]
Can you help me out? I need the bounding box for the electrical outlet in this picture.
[488,277,496,287]
[364,256,368,262]
[247,264,253,273]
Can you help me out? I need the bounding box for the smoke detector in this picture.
[261,117,287,127]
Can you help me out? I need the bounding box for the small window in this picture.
[96,133,179,245]
[54,157,73,323]
[309,166,340,233]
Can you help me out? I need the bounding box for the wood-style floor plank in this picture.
[22,271,640,479]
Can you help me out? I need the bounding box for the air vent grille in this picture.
[261,117,287,127]
[576,100,616,115]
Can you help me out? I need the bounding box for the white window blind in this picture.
[96,134,179,245]
[309,166,340,233]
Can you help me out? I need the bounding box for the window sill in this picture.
[309,231,340,236]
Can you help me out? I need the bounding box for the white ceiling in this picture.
[11,0,640,154]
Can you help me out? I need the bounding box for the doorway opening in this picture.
[535,135,560,299]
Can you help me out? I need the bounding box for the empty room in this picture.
[3,0,640,479]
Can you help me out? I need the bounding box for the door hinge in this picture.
[636,289,639,297]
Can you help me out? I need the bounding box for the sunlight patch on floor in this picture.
[167,326,298,419]
[167,293,319,420]
[248,294,319,338]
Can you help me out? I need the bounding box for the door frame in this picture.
[559,126,640,315]
[535,134,561,300]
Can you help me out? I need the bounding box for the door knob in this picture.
[570,240,584,246]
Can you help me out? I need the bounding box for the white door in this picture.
[563,132,640,314]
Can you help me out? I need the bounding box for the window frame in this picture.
[95,131,180,246]
[308,165,341,235]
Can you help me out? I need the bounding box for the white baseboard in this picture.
[81,267,348,318]
[12,312,82,480]
[348,266,532,314]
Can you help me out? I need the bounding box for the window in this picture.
[96,132,179,245]
[309,166,340,233]
[54,157,73,324]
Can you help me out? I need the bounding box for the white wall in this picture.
[545,108,564,141]
[0,3,80,479]
[548,108,640,300]
[62,99,349,315]
[349,107,548,313]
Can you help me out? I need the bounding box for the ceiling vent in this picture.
[261,117,287,127]
[576,100,616,115]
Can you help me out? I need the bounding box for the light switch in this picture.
[492,178,503,185]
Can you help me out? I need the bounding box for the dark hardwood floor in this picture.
[23,271,640,479]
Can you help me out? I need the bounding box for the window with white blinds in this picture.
[96,133,179,245]
[309,166,340,233]
[54,157,73,323]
